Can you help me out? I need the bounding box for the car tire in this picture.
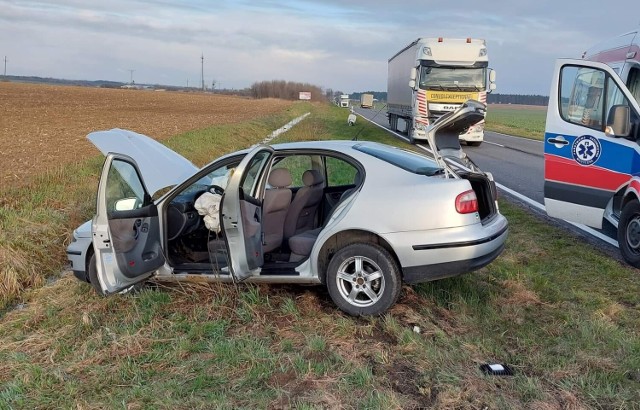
[326,243,402,316]
[618,200,640,268]
[87,253,106,296]
[468,141,482,147]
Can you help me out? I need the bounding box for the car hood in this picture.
[424,99,486,171]
[88,128,198,195]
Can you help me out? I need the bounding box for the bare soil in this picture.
[0,82,292,187]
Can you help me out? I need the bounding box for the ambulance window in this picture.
[628,68,640,105]
[605,77,631,112]
[560,66,605,130]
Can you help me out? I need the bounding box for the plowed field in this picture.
[0,82,292,188]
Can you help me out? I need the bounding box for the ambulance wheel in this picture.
[618,200,640,268]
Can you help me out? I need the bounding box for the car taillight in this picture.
[455,190,478,214]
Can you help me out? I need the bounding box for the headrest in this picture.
[268,168,292,188]
[302,170,324,187]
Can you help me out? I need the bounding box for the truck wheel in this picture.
[468,141,482,147]
[618,200,640,268]
[407,127,416,145]
[326,243,402,316]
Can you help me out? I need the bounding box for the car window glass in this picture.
[627,68,640,105]
[271,155,312,188]
[354,143,442,176]
[176,163,237,198]
[106,159,146,212]
[605,76,631,116]
[241,150,271,197]
[560,66,605,130]
[325,156,357,186]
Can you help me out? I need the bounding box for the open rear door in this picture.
[221,145,274,282]
[544,59,640,228]
[93,153,165,294]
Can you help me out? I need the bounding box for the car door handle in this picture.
[133,219,142,239]
[547,137,569,146]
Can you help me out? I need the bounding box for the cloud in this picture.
[0,0,639,93]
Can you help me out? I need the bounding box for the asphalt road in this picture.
[352,105,623,263]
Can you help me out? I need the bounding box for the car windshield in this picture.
[354,143,443,176]
[419,66,486,91]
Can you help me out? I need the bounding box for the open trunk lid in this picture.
[422,100,497,223]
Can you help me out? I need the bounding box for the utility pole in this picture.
[127,69,135,84]
[201,54,205,91]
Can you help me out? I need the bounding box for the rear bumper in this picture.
[381,214,508,284]
[459,130,483,142]
[402,240,505,284]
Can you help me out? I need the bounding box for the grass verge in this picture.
[1,103,639,408]
[485,105,547,140]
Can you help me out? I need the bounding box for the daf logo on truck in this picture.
[544,29,640,267]
[387,37,497,146]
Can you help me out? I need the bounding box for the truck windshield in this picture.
[419,67,487,91]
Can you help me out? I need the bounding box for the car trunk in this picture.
[457,171,497,223]
[421,100,497,223]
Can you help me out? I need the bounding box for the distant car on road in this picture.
[67,102,507,315]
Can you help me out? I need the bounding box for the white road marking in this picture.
[261,112,310,144]
[355,111,620,249]
[484,141,505,147]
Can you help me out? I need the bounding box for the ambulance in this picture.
[544,29,640,266]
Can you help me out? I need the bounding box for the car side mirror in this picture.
[605,105,631,138]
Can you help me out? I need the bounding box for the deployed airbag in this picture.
[194,192,223,233]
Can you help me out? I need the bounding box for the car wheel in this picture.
[618,200,640,268]
[469,141,482,147]
[87,253,106,296]
[326,243,401,316]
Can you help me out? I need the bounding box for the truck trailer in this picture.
[387,37,496,145]
[360,93,374,108]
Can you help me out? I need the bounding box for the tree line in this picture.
[486,93,549,106]
[249,80,326,101]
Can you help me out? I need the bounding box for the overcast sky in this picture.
[1,0,639,94]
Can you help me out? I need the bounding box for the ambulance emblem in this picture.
[571,135,601,166]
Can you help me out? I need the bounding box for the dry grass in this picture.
[1,101,640,409]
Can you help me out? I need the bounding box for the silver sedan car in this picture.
[67,101,507,316]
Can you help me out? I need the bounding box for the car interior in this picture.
[165,152,361,276]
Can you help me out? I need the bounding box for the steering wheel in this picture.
[209,184,225,195]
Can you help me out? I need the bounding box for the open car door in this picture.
[221,145,274,282]
[92,153,165,294]
[544,59,640,228]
